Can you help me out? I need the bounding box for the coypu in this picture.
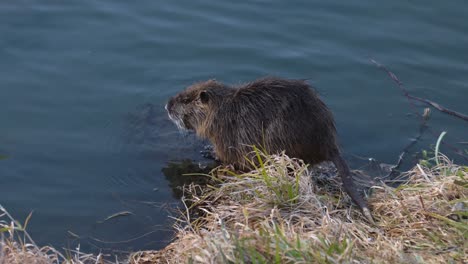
[166,77,373,223]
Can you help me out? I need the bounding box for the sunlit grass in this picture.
[132,149,467,264]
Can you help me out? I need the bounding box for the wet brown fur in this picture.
[166,77,373,223]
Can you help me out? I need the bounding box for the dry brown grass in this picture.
[131,152,467,264]
[0,205,113,264]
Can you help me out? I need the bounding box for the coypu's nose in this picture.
[165,98,174,112]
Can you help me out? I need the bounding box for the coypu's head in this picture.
[165,80,228,135]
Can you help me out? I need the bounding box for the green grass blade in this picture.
[435,131,447,166]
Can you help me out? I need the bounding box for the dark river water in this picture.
[1,0,467,254]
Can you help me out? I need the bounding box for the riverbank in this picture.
[2,153,467,263]
[131,152,467,263]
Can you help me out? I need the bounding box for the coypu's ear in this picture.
[199,90,209,104]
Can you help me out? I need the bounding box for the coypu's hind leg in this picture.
[332,155,375,224]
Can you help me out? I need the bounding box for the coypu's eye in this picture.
[181,97,190,104]
[199,90,209,104]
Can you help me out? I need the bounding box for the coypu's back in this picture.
[204,78,340,169]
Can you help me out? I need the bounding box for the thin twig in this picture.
[89,230,160,244]
[407,94,468,122]
[389,108,430,175]
[371,58,468,162]
[370,59,468,122]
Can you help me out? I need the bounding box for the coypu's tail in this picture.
[332,155,375,224]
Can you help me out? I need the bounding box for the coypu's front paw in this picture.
[200,145,220,161]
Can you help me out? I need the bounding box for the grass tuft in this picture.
[132,150,467,264]
[0,205,114,264]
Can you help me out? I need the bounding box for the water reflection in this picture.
[162,159,219,200]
